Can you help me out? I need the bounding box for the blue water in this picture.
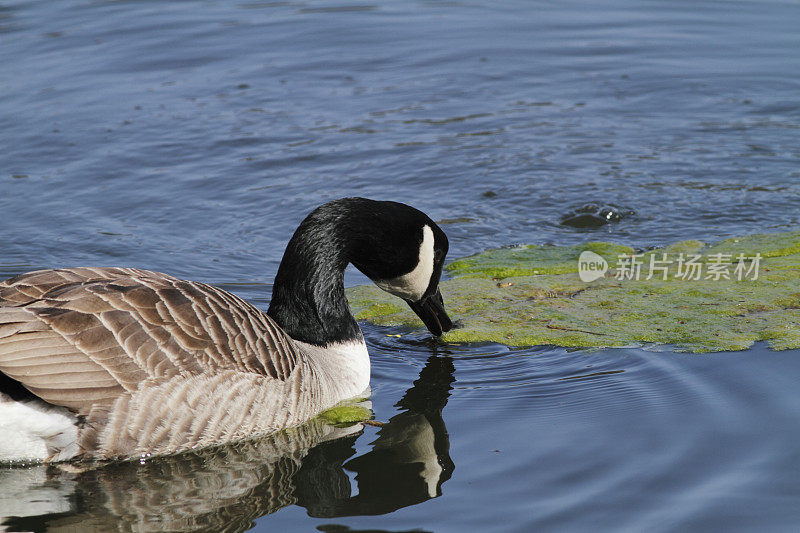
[2,0,800,531]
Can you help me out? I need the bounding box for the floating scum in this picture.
[347,230,800,353]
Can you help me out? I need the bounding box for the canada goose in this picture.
[0,197,452,463]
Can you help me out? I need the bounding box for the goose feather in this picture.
[0,267,342,461]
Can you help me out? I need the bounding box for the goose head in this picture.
[346,201,453,337]
[268,198,452,346]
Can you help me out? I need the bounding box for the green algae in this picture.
[317,397,374,426]
[347,230,800,353]
[318,405,373,426]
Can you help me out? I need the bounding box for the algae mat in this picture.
[347,231,800,353]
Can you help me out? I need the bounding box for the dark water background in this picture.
[2,0,800,531]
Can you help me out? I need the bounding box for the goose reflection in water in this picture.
[0,355,455,532]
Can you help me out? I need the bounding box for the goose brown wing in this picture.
[0,267,298,414]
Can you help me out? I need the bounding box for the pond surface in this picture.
[2,0,800,531]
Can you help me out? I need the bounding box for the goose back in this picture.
[0,267,323,460]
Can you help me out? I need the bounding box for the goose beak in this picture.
[406,289,453,337]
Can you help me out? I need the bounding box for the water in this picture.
[1,0,799,530]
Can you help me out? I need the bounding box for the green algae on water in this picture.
[317,397,374,426]
[347,230,800,353]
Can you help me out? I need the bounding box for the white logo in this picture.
[578,251,608,282]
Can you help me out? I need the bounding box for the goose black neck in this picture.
[267,201,362,347]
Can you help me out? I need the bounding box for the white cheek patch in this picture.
[374,225,434,302]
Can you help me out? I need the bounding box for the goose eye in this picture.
[434,249,443,263]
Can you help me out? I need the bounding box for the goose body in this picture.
[0,198,452,462]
